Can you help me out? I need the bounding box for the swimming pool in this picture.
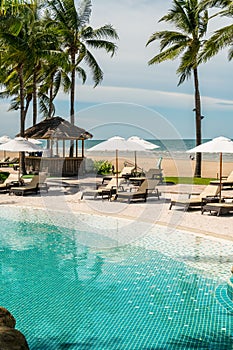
[1,206,233,349]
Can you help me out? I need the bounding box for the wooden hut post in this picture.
[56,139,59,156]
[75,140,78,158]
[82,139,84,158]
[63,140,65,158]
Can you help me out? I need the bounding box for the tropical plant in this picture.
[200,0,233,62]
[146,0,211,177]
[93,160,113,175]
[47,0,118,155]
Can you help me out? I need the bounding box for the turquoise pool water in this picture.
[1,207,233,349]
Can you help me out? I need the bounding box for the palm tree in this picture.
[146,0,210,177]
[47,0,118,155]
[0,0,36,15]
[200,0,233,62]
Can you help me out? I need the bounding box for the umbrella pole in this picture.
[219,152,222,202]
[18,152,21,182]
[134,151,137,172]
[116,149,119,193]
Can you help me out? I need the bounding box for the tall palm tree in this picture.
[48,0,118,155]
[200,0,233,61]
[0,7,39,174]
[146,0,210,177]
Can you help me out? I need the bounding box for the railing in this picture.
[25,156,85,177]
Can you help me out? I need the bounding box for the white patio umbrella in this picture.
[27,138,42,145]
[87,136,148,190]
[0,137,43,180]
[127,136,160,150]
[0,135,12,159]
[187,136,233,199]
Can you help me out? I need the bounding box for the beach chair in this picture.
[169,184,220,210]
[9,173,48,196]
[202,202,233,216]
[144,168,163,183]
[0,173,20,192]
[81,177,124,200]
[210,170,233,188]
[102,166,136,183]
[0,157,10,167]
[115,179,161,203]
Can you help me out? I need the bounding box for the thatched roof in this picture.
[21,116,93,140]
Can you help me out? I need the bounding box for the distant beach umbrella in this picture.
[187,136,233,199]
[127,136,160,150]
[0,137,43,180]
[0,135,12,144]
[87,136,148,190]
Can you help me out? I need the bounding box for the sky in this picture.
[1,0,232,140]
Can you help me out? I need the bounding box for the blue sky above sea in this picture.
[0,0,232,140]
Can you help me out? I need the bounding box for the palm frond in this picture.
[86,39,117,57]
[200,24,233,61]
[84,50,103,86]
[148,44,186,65]
[77,0,91,26]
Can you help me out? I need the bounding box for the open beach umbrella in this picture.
[127,136,160,150]
[0,135,12,158]
[27,138,42,145]
[87,136,148,189]
[187,136,233,199]
[0,137,43,179]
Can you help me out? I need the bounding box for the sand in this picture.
[89,154,233,178]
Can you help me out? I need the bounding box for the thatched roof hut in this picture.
[21,116,93,140]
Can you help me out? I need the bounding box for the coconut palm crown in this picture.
[146,0,210,177]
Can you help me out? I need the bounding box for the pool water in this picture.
[0,207,233,349]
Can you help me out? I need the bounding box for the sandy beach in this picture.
[0,157,233,245]
[88,154,233,179]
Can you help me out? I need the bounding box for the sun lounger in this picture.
[115,178,161,203]
[202,202,233,216]
[210,170,233,187]
[0,173,20,192]
[9,173,48,196]
[169,184,220,210]
[81,177,124,200]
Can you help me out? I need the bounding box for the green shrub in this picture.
[93,160,113,175]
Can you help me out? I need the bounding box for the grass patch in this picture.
[164,177,216,185]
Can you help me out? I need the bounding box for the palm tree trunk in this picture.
[19,64,27,175]
[48,73,54,118]
[69,51,76,157]
[193,67,202,178]
[32,70,37,125]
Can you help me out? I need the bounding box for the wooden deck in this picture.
[25,156,85,177]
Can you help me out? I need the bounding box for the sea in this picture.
[84,139,233,163]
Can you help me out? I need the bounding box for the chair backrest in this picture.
[145,168,162,178]
[199,185,220,199]
[106,177,123,189]
[226,170,233,181]
[120,166,135,176]
[137,179,149,193]
[146,179,160,190]
[29,173,47,187]
[5,173,19,184]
